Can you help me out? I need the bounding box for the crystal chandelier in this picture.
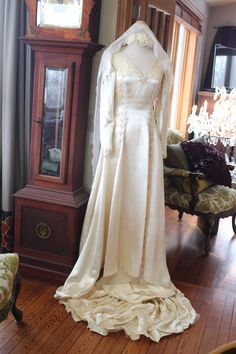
[188,87,236,147]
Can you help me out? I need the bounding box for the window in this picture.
[170,3,201,137]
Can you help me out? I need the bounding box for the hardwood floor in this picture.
[1,208,236,354]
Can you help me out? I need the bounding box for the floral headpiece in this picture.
[124,32,153,48]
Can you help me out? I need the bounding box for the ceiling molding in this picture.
[177,0,208,22]
[206,0,236,7]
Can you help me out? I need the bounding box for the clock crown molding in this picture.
[25,0,102,43]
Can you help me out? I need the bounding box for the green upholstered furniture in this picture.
[208,341,236,354]
[0,253,23,322]
[164,130,236,253]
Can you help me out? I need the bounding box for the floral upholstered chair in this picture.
[0,253,23,322]
[164,129,236,253]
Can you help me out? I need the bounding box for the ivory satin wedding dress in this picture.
[55,22,198,342]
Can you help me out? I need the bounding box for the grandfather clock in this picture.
[14,0,102,281]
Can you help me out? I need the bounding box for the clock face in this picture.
[36,0,83,29]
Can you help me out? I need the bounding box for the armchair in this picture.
[164,130,236,253]
[0,253,23,322]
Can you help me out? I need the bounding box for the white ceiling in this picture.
[206,0,236,6]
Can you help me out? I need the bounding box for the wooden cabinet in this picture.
[14,0,102,282]
[14,198,85,280]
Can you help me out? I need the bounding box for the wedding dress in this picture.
[55,21,197,342]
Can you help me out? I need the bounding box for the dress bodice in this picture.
[113,52,164,116]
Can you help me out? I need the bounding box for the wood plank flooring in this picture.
[1,208,236,354]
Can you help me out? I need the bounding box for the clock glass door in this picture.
[31,57,74,186]
[40,67,67,178]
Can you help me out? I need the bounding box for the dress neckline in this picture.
[119,51,158,78]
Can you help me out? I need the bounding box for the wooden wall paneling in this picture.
[116,0,133,38]
[149,0,175,15]
[157,11,164,45]
[116,0,176,54]
[146,5,151,28]
[139,0,148,23]
[147,0,176,54]
[131,0,142,23]
[148,7,156,33]
[164,14,171,53]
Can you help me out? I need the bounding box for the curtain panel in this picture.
[0,0,32,252]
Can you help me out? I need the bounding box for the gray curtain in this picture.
[0,0,32,251]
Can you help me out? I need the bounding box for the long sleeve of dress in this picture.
[156,73,172,159]
[99,70,116,156]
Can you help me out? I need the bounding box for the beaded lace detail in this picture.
[113,52,163,80]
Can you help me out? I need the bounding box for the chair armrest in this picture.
[164,166,206,179]
[164,166,207,210]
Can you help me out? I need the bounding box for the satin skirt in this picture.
[55,107,198,342]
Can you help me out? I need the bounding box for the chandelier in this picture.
[188,87,236,147]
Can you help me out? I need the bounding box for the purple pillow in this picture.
[180,141,231,187]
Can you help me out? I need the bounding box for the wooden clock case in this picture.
[14,0,102,282]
